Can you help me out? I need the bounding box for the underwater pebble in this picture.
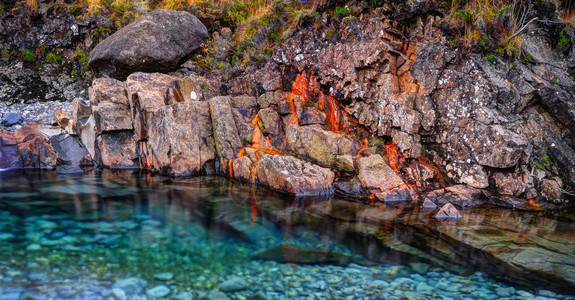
[26,243,41,251]
[153,272,173,281]
[112,277,148,294]
[0,233,15,240]
[56,285,77,298]
[147,285,171,298]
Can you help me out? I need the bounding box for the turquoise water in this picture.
[0,170,573,300]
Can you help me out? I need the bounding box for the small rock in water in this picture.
[219,276,247,292]
[2,112,23,126]
[172,291,194,300]
[146,285,171,298]
[435,203,462,220]
[26,244,41,251]
[206,290,230,300]
[0,233,15,240]
[422,198,437,210]
[538,290,557,298]
[56,285,77,298]
[153,272,173,281]
[112,277,148,294]
[409,262,430,274]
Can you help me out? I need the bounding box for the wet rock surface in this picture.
[88,10,208,80]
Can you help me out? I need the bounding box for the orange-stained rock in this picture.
[12,125,58,170]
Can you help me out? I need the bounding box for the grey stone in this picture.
[146,285,171,298]
[435,203,462,220]
[56,285,77,298]
[89,10,208,80]
[153,272,173,281]
[422,198,437,210]
[219,276,247,292]
[2,112,22,126]
[112,277,148,295]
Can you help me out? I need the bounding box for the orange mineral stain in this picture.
[528,199,542,210]
[291,72,309,101]
[228,159,233,178]
[384,141,399,172]
[357,138,369,158]
[418,157,442,179]
[320,93,341,132]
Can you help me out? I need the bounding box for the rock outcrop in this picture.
[88,10,208,80]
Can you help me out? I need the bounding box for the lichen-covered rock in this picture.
[167,75,219,103]
[259,107,281,136]
[146,101,215,176]
[356,154,411,202]
[286,125,359,172]
[540,178,564,203]
[89,78,132,134]
[255,155,335,196]
[209,96,243,174]
[89,10,208,80]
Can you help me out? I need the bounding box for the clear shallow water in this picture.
[0,170,572,300]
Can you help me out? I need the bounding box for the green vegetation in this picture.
[446,0,539,56]
[557,31,571,49]
[45,52,62,64]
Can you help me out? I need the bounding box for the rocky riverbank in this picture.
[1,2,574,211]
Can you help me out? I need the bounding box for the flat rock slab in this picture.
[255,155,335,196]
[89,9,208,80]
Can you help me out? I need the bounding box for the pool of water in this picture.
[0,170,573,300]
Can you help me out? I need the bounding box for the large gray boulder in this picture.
[88,10,208,80]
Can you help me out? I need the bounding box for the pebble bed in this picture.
[0,174,573,300]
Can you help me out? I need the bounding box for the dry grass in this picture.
[25,0,39,16]
[448,0,537,55]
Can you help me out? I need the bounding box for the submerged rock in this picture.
[146,285,171,298]
[219,277,247,292]
[252,244,353,266]
[112,277,148,295]
[89,10,208,80]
